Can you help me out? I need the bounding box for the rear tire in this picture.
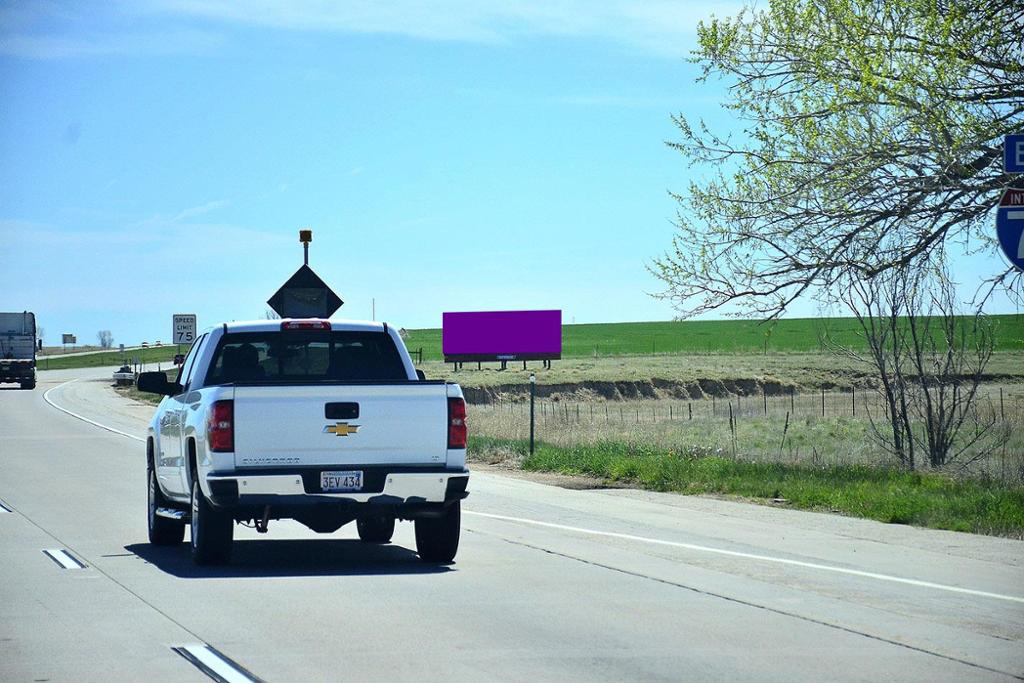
[190,479,233,565]
[148,465,184,546]
[20,380,35,390]
[415,501,460,564]
[357,515,395,543]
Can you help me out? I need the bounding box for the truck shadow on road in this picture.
[125,539,453,578]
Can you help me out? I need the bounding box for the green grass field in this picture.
[403,315,1024,360]
[38,346,182,371]
[41,315,1023,373]
[470,436,1024,537]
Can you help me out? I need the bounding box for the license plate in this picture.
[320,470,362,492]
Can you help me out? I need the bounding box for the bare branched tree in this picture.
[653,0,1024,318]
[97,330,114,349]
[831,265,1006,470]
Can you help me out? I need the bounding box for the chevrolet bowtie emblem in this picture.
[323,422,360,437]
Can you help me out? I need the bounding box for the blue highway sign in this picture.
[996,187,1024,272]
[1005,134,1024,173]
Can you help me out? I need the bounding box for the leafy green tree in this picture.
[654,0,1023,317]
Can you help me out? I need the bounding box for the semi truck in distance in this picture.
[0,311,37,390]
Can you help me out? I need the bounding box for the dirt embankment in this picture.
[461,378,800,404]
[460,373,1023,405]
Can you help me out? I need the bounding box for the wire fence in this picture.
[471,386,1023,425]
[468,386,1024,483]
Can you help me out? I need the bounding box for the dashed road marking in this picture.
[43,548,87,570]
[466,510,1024,604]
[172,644,264,683]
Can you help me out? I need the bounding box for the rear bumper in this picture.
[205,467,469,508]
[0,364,34,381]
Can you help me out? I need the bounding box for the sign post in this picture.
[172,314,197,346]
[529,373,536,455]
[996,188,1024,272]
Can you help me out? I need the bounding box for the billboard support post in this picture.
[529,373,536,456]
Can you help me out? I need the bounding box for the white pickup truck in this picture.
[137,319,469,566]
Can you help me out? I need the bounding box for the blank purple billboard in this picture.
[443,310,562,361]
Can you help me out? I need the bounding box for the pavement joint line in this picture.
[478,530,1022,681]
[43,378,146,443]
[43,548,87,570]
[465,510,1024,604]
[172,644,265,683]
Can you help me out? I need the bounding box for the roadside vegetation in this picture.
[39,315,1022,376]
[470,436,1024,537]
[403,315,1023,360]
[469,388,1023,479]
[38,345,180,371]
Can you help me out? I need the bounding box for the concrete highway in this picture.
[1,368,1022,681]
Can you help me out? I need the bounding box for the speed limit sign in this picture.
[172,314,197,344]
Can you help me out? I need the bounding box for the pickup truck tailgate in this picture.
[232,383,450,468]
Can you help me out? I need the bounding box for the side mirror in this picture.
[137,371,177,396]
[416,369,426,381]
[173,354,185,366]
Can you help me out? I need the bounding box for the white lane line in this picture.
[43,379,145,443]
[466,510,1024,604]
[43,548,87,569]
[172,644,263,683]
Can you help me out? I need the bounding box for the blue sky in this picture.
[0,1,1016,346]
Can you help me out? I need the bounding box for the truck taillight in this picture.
[447,397,467,449]
[208,400,234,452]
[281,320,331,330]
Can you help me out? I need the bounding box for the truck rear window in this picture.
[205,331,408,384]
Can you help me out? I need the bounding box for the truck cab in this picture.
[0,311,37,390]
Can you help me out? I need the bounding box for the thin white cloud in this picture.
[170,199,231,223]
[554,94,687,108]
[0,28,223,59]
[137,0,743,57]
[1,1,742,60]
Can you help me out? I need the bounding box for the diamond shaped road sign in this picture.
[267,265,344,318]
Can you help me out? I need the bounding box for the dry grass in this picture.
[468,386,1024,485]
[420,350,1024,392]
